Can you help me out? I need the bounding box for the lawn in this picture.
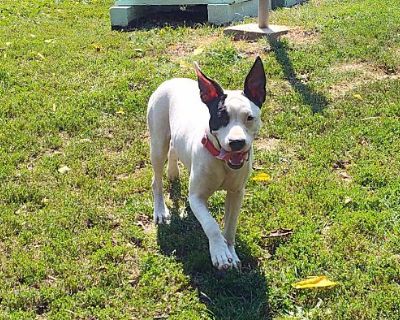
[0,0,399,319]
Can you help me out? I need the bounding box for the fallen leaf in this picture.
[353,94,363,101]
[321,225,331,235]
[252,164,263,170]
[45,39,55,43]
[292,276,338,289]
[344,196,352,204]
[47,275,57,281]
[116,109,125,115]
[252,172,272,182]
[266,228,293,238]
[338,171,352,180]
[58,165,71,174]
[37,53,45,60]
[6,42,11,46]
[193,47,204,55]
[133,48,144,56]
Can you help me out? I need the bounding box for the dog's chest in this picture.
[219,162,251,192]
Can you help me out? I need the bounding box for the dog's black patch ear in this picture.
[244,56,266,108]
[194,62,224,104]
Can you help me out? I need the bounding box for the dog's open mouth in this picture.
[202,136,249,170]
[227,152,246,170]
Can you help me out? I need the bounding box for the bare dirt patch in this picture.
[168,42,196,58]
[332,159,352,182]
[268,79,295,96]
[167,35,219,60]
[330,63,397,76]
[135,213,154,234]
[394,48,400,60]
[329,62,400,97]
[232,40,269,57]
[282,27,320,46]
[254,137,280,152]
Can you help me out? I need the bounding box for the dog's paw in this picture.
[228,245,241,270]
[153,207,171,224]
[209,241,233,270]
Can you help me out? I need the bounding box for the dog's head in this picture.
[195,57,266,169]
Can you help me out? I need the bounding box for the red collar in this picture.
[201,134,221,158]
[201,134,249,164]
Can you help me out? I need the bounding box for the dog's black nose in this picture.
[229,139,246,151]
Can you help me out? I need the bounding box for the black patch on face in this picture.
[206,94,229,132]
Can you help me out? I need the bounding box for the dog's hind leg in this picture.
[147,96,171,224]
[150,143,170,224]
[167,144,179,181]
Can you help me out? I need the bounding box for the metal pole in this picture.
[258,0,270,29]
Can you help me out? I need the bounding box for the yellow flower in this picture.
[252,172,271,182]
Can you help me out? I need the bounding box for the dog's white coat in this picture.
[147,76,262,270]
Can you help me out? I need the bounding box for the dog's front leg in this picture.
[189,193,233,270]
[223,189,244,269]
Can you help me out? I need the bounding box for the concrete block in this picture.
[110,5,148,29]
[224,23,289,40]
[207,0,258,25]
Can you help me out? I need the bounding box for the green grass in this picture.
[1,0,399,319]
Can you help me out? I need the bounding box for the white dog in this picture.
[147,57,266,270]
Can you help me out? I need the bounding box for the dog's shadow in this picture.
[157,180,270,320]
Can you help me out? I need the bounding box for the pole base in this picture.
[224,23,289,40]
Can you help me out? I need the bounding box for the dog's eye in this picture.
[247,115,254,121]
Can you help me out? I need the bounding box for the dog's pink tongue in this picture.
[229,152,244,166]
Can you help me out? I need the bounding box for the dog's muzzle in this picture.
[216,148,249,169]
[201,135,249,169]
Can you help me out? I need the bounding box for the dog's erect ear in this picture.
[194,62,224,104]
[244,56,266,108]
